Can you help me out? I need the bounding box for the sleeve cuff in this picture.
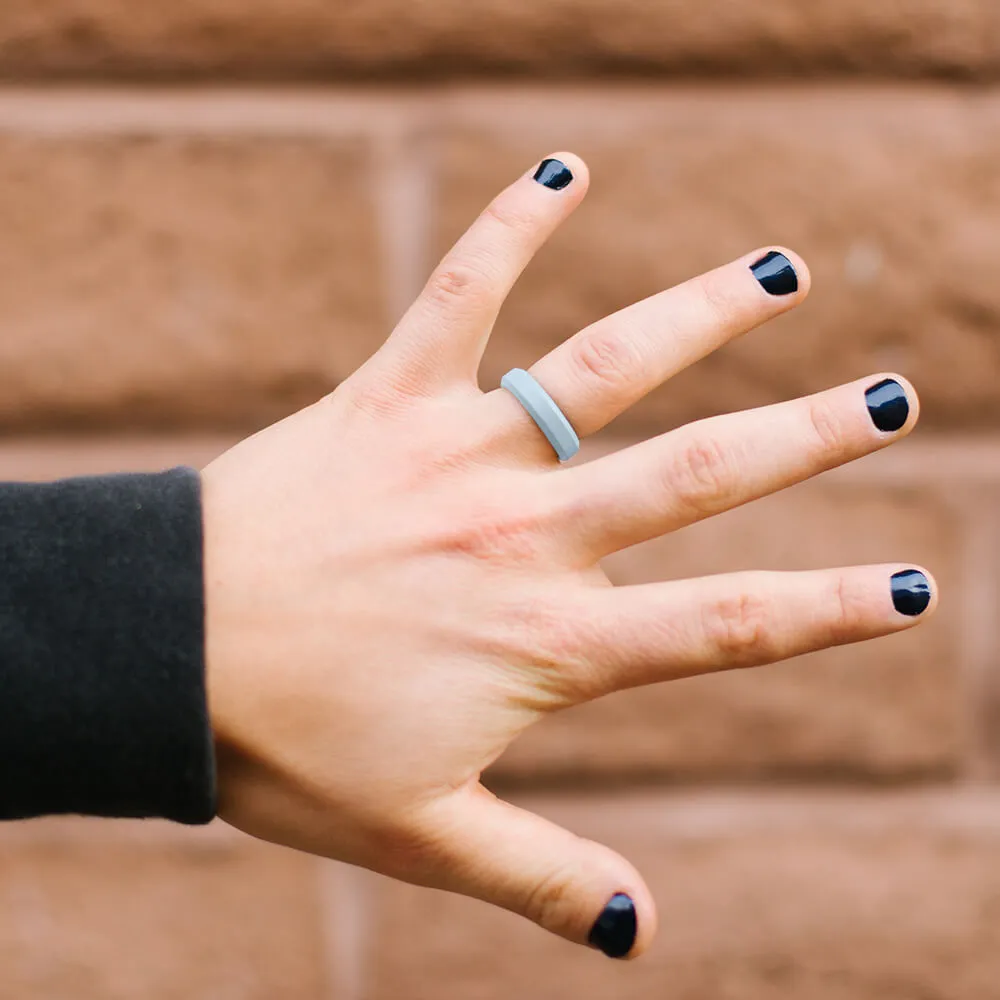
[0,467,216,824]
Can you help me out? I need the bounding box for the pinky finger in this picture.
[578,564,937,695]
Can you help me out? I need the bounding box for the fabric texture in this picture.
[0,467,215,824]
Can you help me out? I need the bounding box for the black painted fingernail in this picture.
[891,569,932,617]
[750,251,798,296]
[588,893,636,959]
[865,378,910,433]
[533,158,573,191]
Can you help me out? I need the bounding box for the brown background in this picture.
[2,3,1000,998]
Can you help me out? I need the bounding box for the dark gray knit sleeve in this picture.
[0,467,215,824]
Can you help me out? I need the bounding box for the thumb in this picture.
[424,785,656,959]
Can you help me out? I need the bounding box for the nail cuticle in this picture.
[750,251,798,296]
[891,569,932,617]
[588,893,637,959]
[866,378,910,433]
[533,158,573,191]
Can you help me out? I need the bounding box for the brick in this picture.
[0,818,327,999]
[0,117,384,429]
[0,2,998,80]
[434,88,1000,431]
[369,789,1000,1000]
[492,449,964,783]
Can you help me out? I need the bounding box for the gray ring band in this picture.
[500,368,580,462]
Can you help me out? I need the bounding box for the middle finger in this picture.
[495,247,809,451]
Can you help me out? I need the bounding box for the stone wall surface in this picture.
[1,2,999,80]
[1,89,1000,429]
[1,5,999,998]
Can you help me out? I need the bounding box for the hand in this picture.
[201,153,935,959]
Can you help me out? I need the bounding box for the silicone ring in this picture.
[500,368,580,462]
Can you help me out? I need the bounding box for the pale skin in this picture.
[201,152,936,959]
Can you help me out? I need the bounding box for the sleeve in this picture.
[0,467,216,824]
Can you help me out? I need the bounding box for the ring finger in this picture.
[489,247,809,457]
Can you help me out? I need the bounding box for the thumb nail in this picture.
[588,893,637,959]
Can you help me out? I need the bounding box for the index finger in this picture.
[381,153,590,391]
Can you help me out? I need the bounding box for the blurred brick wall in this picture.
[3,3,1000,998]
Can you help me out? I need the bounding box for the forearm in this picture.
[0,468,215,823]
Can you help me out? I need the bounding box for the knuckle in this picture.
[482,197,536,235]
[335,372,413,420]
[806,396,847,454]
[462,588,599,710]
[503,598,592,702]
[828,574,866,643]
[522,860,579,929]
[364,821,445,880]
[665,435,738,516]
[437,484,558,567]
[423,260,491,309]
[447,512,541,564]
[701,589,776,667]
[570,327,642,390]
[697,268,745,329]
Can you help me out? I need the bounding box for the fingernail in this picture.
[750,251,798,296]
[865,378,910,433]
[891,569,932,617]
[533,158,573,191]
[588,893,636,959]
